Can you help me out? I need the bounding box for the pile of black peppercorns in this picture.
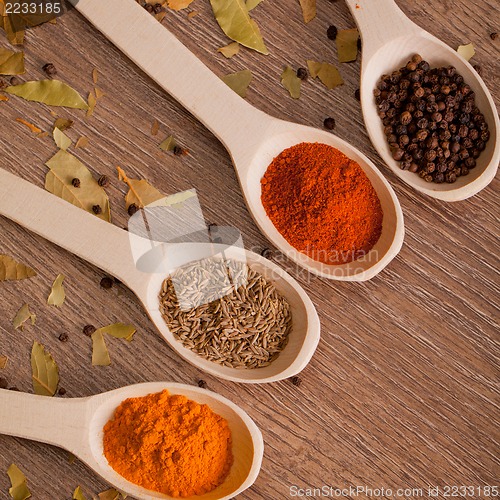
[375,54,490,183]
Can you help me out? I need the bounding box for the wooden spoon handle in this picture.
[0,389,86,452]
[0,168,146,293]
[69,0,270,155]
[344,0,421,62]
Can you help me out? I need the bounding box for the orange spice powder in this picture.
[261,142,383,264]
[103,390,233,497]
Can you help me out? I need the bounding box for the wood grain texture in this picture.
[0,0,498,498]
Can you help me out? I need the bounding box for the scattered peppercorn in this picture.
[100,276,114,289]
[323,117,336,130]
[173,145,184,156]
[375,54,490,183]
[42,63,57,77]
[58,333,69,342]
[92,205,102,215]
[326,25,338,40]
[97,174,110,187]
[260,248,274,259]
[144,3,154,12]
[153,3,164,13]
[296,67,308,80]
[83,324,96,337]
[0,377,8,389]
[0,77,7,90]
[354,88,361,101]
[197,380,208,389]
[71,178,81,188]
[291,376,302,387]
[490,32,498,40]
[10,76,22,86]
[128,203,139,216]
[58,387,67,396]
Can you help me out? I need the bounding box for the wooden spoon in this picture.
[67,0,404,280]
[0,382,264,500]
[0,168,320,384]
[345,0,499,201]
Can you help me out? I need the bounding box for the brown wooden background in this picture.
[0,0,498,498]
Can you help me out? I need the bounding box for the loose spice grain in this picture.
[159,259,292,369]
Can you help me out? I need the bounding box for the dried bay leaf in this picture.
[87,91,96,117]
[457,42,475,61]
[307,60,343,89]
[222,69,252,97]
[13,304,36,330]
[2,17,25,46]
[53,127,71,150]
[298,0,315,23]
[168,0,195,10]
[218,41,240,58]
[92,68,98,84]
[246,0,263,11]
[75,136,89,148]
[6,80,89,109]
[0,355,8,369]
[281,65,301,98]
[159,135,177,152]
[95,87,105,99]
[336,28,359,63]
[209,0,269,55]
[7,464,31,500]
[73,486,87,500]
[151,118,160,136]
[0,254,36,281]
[0,48,24,75]
[47,274,66,307]
[91,330,111,366]
[45,150,111,222]
[54,117,73,131]
[31,341,59,396]
[117,166,164,209]
[100,323,136,342]
[98,490,121,500]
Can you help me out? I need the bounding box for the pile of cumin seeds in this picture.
[159,259,292,369]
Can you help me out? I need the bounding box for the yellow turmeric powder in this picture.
[103,390,233,497]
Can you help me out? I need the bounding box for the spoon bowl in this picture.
[0,168,320,384]
[68,0,405,280]
[0,383,264,500]
[345,0,499,201]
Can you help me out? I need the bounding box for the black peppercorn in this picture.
[197,380,208,389]
[10,76,22,86]
[58,387,67,396]
[128,203,139,216]
[296,67,308,80]
[71,178,81,188]
[261,248,274,259]
[92,205,102,215]
[100,276,114,289]
[97,175,109,187]
[42,63,57,77]
[291,376,302,387]
[144,3,154,12]
[0,77,7,91]
[83,324,96,337]
[173,145,184,156]
[323,117,336,130]
[400,111,412,125]
[326,25,338,40]
[58,333,69,342]
[490,32,498,40]
[153,3,164,13]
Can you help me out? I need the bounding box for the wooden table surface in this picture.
[0,0,498,498]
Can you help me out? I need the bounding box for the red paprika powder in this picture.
[261,142,383,264]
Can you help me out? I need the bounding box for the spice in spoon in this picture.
[103,390,233,497]
[159,259,292,369]
[261,142,383,264]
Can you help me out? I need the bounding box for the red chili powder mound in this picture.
[103,390,233,497]
[261,142,383,264]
